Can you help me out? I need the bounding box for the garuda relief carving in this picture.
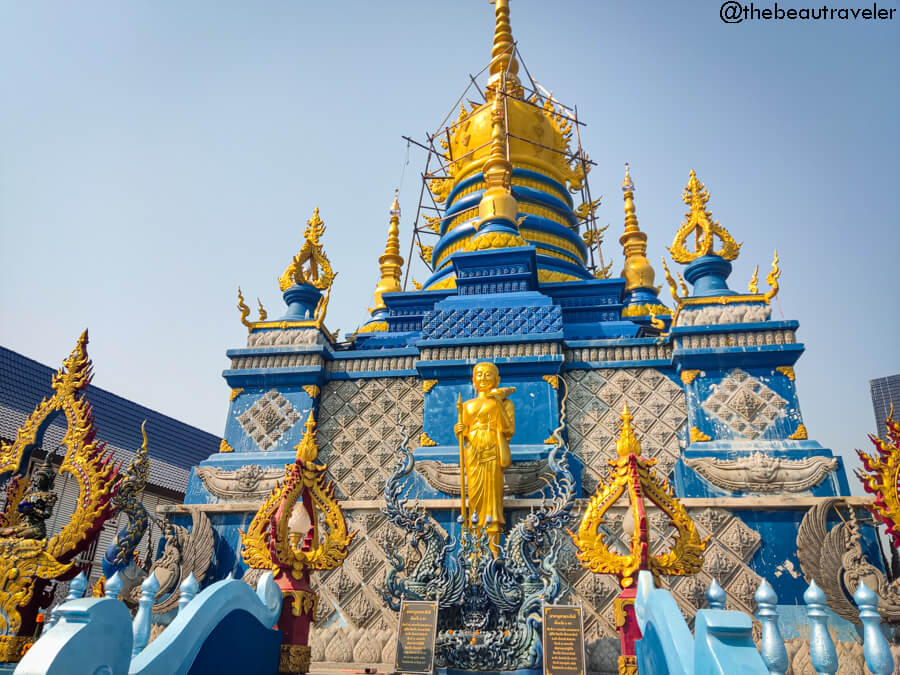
[796,498,900,624]
[685,453,837,493]
[196,464,285,500]
[416,459,551,497]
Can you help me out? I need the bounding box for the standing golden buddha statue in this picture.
[454,362,515,556]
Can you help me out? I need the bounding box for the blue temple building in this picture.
[171,1,870,671]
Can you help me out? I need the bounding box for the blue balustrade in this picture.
[754,579,788,675]
[853,581,894,675]
[804,580,839,675]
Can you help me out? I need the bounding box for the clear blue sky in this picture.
[1,1,897,493]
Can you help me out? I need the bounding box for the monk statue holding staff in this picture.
[454,362,515,557]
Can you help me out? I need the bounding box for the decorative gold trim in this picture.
[229,388,244,402]
[617,655,638,675]
[219,439,235,453]
[542,375,559,390]
[613,595,634,629]
[237,287,253,329]
[764,249,781,303]
[279,644,311,674]
[257,298,268,321]
[302,385,320,399]
[622,303,672,318]
[539,269,582,284]
[0,635,31,663]
[465,231,528,251]
[544,436,556,444]
[419,432,438,447]
[423,379,438,394]
[776,366,795,381]
[680,370,701,385]
[690,427,712,443]
[285,589,318,617]
[356,321,387,334]
[748,265,759,294]
[789,424,808,440]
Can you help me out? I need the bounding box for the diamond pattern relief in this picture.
[237,389,302,450]
[701,368,787,439]
[564,369,687,489]
[318,377,423,498]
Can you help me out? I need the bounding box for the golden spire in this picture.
[616,403,642,457]
[619,163,657,292]
[369,191,404,313]
[668,170,741,264]
[475,71,520,228]
[486,0,520,95]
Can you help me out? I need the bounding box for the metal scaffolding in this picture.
[399,44,608,291]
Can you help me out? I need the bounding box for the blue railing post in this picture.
[853,581,894,675]
[804,580,838,674]
[132,572,160,657]
[178,573,199,614]
[104,571,123,600]
[706,579,726,610]
[754,579,788,675]
[47,571,88,629]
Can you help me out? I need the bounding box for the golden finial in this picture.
[296,411,319,462]
[618,163,657,292]
[660,258,683,304]
[616,403,642,457]
[668,170,742,264]
[748,265,759,294]
[369,191,405,313]
[237,287,252,329]
[764,249,780,302]
[486,0,520,94]
[257,298,268,321]
[278,207,335,292]
[474,84,521,232]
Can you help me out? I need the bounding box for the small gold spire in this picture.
[616,403,642,457]
[668,170,742,264]
[618,163,657,292]
[486,0,520,94]
[369,191,404,313]
[296,411,319,462]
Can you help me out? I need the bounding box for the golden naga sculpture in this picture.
[0,331,122,656]
[856,406,900,547]
[454,362,515,557]
[668,170,742,264]
[570,403,706,588]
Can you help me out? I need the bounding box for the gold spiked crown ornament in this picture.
[570,403,707,588]
[668,170,741,264]
[241,412,355,580]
